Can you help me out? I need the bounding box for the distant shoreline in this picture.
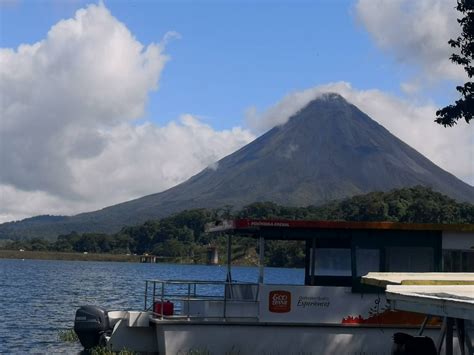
[0,250,142,262]
[0,249,258,266]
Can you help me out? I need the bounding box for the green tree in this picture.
[112,233,134,254]
[153,239,186,257]
[436,0,473,126]
[29,238,50,251]
[53,232,80,251]
[121,221,158,254]
[168,209,214,242]
[75,234,99,253]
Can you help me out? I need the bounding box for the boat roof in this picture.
[362,272,474,287]
[207,219,474,233]
[361,273,474,320]
[385,285,474,320]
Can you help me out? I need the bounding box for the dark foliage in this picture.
[3,187,473,267]
[239,186,474,224]
[436,0,474,126]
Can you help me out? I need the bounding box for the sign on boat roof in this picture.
[207,219,474,233]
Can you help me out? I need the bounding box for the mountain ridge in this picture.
[1,93,472,239]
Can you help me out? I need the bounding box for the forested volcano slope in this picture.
[1,94,472,239]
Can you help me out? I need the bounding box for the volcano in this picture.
[2,93,473,238]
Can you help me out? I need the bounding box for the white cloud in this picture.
[356,0,465,90]
[69,116,253,205]
[0,116,253,223]
[0,4,254,223]
[246,82,473,186]
[1,3,166,196]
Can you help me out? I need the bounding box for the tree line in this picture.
[3,186,473,267]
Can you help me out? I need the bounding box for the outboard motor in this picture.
[74,306,111,349]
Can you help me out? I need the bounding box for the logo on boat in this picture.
[269,290,291,313]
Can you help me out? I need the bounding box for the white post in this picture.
[226,235,232,282]
[258,235,264,283]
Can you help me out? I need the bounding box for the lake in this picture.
[0,259,303,354]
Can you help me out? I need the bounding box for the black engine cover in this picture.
[74,306,110,349]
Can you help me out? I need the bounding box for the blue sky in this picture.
[0,0,471,222]
[1,0,432,129]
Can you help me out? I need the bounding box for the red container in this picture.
[153,300,174,316]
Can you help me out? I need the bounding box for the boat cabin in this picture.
[222,219,474,290]
[143,219,474,325]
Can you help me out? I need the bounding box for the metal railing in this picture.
[144,279,260,321]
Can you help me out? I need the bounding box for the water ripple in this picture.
[0,259,303,354]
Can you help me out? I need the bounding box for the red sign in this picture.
[269,290,291,313]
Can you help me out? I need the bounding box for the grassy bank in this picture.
[0,249,249,265]
[0,250,141,262]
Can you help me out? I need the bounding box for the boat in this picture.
[74,219,474,354]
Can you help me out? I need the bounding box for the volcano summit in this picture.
[2,93,473,238]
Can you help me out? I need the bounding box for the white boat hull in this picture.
[151,320,459,355]
[107,313,462,354]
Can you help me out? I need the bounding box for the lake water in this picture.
[0,259,303,354]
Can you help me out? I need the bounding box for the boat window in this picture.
[355,248,380,276]
[443,250,474,272]
[386,247,434,272]
[264,240,305,269]
[314,248,351,276]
